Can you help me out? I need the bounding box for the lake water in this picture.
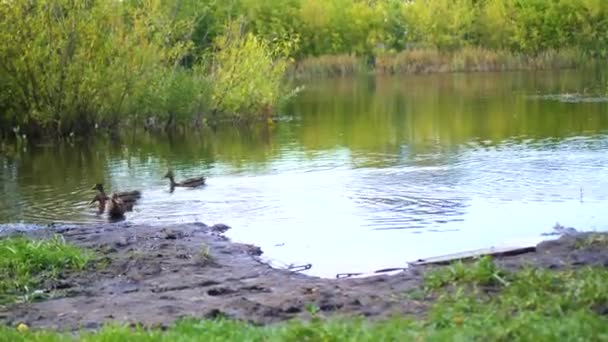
[1,69,608,278]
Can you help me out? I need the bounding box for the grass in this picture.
[422,257,608,340]
[0,235,91,305]
[292,47,588,78]
[423,256,514,290]
[575,233,608,249]
[2,256,608,341]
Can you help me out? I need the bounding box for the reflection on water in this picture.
[1,69,608,277]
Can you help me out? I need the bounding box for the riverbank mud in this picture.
[0,223,606,331]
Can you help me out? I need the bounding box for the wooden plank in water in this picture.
[408,245,537,267]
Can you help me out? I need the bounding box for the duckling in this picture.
[92,183,141,203]
[163,170,206,190]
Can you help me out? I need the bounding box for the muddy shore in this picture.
[0,223,607,331]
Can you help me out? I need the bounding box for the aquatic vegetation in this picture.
[295,47,588,77]
[375,47,586,75]
[289,54,369,78]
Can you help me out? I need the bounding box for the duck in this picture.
[90,192,135,215]
[90,193,109,215]
[107,193,128,219]
[163,170,206,190]
[92,183,141,203]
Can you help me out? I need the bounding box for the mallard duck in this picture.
[90,193,109,215]
[92,183,141,203]
[90,192,134,215]
[107,193,127,219]
[163,170,206,190]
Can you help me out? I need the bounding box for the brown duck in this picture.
[163,170,206,190]
[92,183,141,203]
[106,193,128,219]
[90,193,109,215]
[90,192,135,216]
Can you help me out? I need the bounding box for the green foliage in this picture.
[0,0,295,138]
[479,0,608,56]
[0,235,91,304]
[403,0,479,50]
[1,0,606,137]
[424,256,507,290]
[210,23,292,121]
[178,0,608,58]
[426,264,608,340]
[0,0,193,136]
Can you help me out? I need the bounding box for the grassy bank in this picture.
[0,235,91,305]
[2,255,607,341]
[290,47,588,78]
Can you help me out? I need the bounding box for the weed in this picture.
[199,244,212,265]
[575,233,608,249]
[424,256,507,291]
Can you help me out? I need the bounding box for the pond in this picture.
[1,69,608,278]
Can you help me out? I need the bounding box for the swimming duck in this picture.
[90,192,134,215]
[107,193,128,219]
[92,183,141,203]
[163,170,206,190]
[90,193,109,215]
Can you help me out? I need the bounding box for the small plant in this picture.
[402,288,426,301]
[199,244,212,265]
[424,256,508,290]
[305,303,320,316]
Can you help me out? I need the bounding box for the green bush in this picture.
[0,0,193,136]
[210,23,293,121]
[2,0,606,137]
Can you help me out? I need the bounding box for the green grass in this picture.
[0,235,91,305]
[2,256,608,341]
[424,258,608,340]
[423,256,508,290]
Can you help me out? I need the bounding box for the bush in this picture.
[210,23,293,122]
[0,0,192,136]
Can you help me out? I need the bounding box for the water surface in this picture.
[1,69,608,277]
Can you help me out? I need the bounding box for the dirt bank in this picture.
[1,223,606,331]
